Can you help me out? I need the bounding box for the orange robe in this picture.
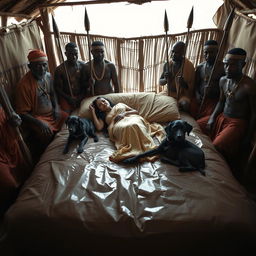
[197,113,247,161]
[159,58,195,106]
[0,108,23,214]
[15,71,67,133]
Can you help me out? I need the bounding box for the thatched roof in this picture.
[0,0,255,22]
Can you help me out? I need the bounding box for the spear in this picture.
[0,81,33,168]
[84,6,94,96]
[51,14,74,98]
[197,7,235,117]
[177,6,193,100]
[164,10,171,95]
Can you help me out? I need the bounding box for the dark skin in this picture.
[21,61,60,140]
[159,41,188,90]
[54,46,86,109]
[207,58,256,146]
[159,42,190,111]
[82,46,120,96]
[194,46,225,102]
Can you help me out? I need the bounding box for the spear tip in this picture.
[187,6,194,29]
[84,6,90,32]
[51,14,60,38]
[164,9,169,33]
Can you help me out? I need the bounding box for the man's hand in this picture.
[206,117,215,131]
[177,76,188,89]
[9,112,22,127]
[37,120,53,137]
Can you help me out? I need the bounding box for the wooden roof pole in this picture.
[40,0,170,8]
[39,7,57,74]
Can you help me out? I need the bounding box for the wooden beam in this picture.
[39,0,169,8]
[0,11,32,19]
[233,0,248,10]
[240,8,256,14]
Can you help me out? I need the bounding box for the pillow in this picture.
[78,92,180,123]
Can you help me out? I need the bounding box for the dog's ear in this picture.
[165,121,175,135]
[184,121,193,136]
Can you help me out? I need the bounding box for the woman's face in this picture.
[96,98,111,112]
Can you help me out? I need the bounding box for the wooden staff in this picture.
[84,6,94,96]
[164,10,171,95]
[0,81,33,168]
[51,14,74,98]
[197,7,235,117]
[177,6,193,100]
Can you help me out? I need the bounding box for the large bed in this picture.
[3,93,256,256]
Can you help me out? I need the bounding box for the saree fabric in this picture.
[106,103,165,162]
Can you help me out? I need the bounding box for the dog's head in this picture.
[165,120,193,142]
[66,115,85,137]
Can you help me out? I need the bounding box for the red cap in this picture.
[27,49,48,62]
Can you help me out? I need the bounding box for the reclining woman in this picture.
[89,97,165,163]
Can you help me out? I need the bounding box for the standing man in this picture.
[15,49,68,156]
[197,48,256,168]
[54,42,86,113]
[159,41,195,112]
[82,40,120,96]
[190,40,225,119]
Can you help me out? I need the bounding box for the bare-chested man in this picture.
[159,41,195,112]
[54,42,86,113]
[82,40,120,96]
[191,40,225,119]
[197,48,256,167]
[15,49,68,156]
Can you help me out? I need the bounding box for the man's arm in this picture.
[194,64,202,100]
[159,62,169,86]
[110,63,120,93]
[206,77,226,130]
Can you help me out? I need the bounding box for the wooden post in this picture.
[39,8,57,75]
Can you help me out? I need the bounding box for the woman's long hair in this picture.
[91,97,115,135]
[92,97,115,121]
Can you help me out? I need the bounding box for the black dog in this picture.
[63,115,98,154]
[123,120,206,175]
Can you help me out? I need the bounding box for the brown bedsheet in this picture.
[3,113,256,256]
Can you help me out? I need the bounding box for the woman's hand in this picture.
[89,103,95,112]
[114,113,125,123]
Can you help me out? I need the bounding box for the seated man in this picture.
[197,48,256,170]
[0,105,26,215]
[190,40,225,119]
[54,42,86,113]
[82,40,120,96]
[15,49,68,157]
[159,41,195,112]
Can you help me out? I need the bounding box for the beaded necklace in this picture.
[92,60,105,81]
[225,75,244,99]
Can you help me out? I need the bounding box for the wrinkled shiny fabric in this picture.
[4,113,256,255]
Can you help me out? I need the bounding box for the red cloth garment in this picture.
[27,49,47,62]
[190,98,218,119]
[197,113,247,161]
[0,108,22,214]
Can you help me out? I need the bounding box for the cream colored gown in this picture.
[105,103,165,162]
